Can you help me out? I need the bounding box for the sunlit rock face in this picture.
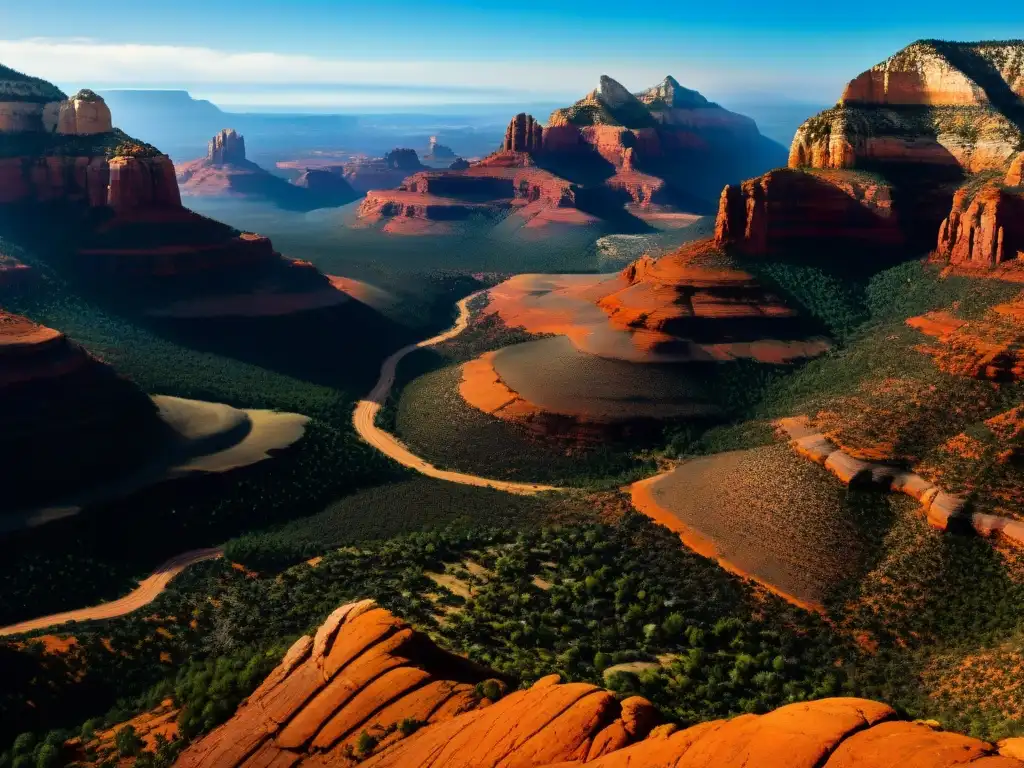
[175,600,1024,768]
[789,41,1024,174]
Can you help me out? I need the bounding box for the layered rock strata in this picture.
[714,169,902,256]
[789,41,1024,174]
[359,75,784,233]
[936,184,1024,269]
[175,600,1024,768]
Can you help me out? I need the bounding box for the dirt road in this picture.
[0,547,223,637]
[352,292,559,495]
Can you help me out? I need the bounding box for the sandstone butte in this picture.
[0,310,166,508]
[356,74,784,235]
[456,240,829,441]
[479,239,830,365]
[176,129,358,211]
[0,63,361,313]
[174,599,1024,768]
[717,40,1024,267]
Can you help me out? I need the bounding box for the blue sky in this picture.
[1,0,1021,108]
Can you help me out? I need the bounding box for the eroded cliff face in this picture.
[174,600,1024,768]
[503,112,544,153]
[0,78,178,211]
[357,79,784,235]
[937,185,1024,268]
[789,41,1024,174]
[207,128,246,165]
[714,169,902,257]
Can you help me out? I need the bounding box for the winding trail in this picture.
[0,548,223,637]
[352,292,560,495]
[0,291,556,640]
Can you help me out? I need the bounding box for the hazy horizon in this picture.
[2,0,1021,110]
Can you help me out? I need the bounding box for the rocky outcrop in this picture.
[637,75,711,109]
[207,128,246,165]
[383,148,423,170]
[0,153,180,209]
[777,416,1024,545]
[177,131,357,211]
[108,155,182,211]
[449,158,470,170]
[502,113,544,153]
[55,90,113,135]
[1008,153,1024,187]
[714,169,902,256]
[937,185,1024,268]
[0,311,166,508]
[176,600,1024,768]
[840,40,1024,106]
[790,41,1024,174]
[480,239,830,364]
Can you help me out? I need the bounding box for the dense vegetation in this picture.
[0,226,478,623]
[0,128,162,159]
[388,304,657,488]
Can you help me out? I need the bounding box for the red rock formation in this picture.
[207,128,246,164]
[1007,153,1024,187]
[175,601,1024,768]
[790,41,1024,174]
[502,113,543,153]
[937,185,1024,269]
[108,155,182,211]
[0,154,179,209]
[479,239,829,365]
[357,75,783,233]
[714,169,901,257]
[178,132,357,210]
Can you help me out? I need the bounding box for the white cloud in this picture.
[0,37,686,97]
